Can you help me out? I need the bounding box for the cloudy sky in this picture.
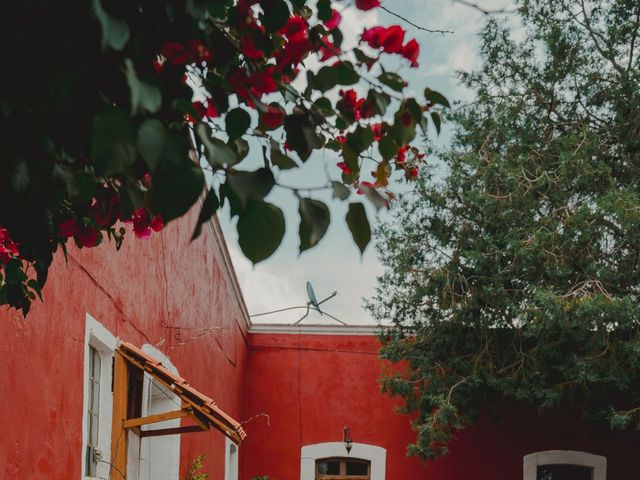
[219,0,516,325]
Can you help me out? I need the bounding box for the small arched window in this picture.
[316,457,371,480]
[523,450,606,480]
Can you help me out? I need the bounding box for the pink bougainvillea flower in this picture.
[276,16,313,68]
[371,123,385,141]
[338,88,365,121]
[381,25,405,53]
[59,219,81,238]
[187,40,213,62]
[324,9,342,30]
[356,0,381,11]
[240,33,264,59]
[260,105,285,129]
[0,229,19,265]
[361,26,386,49]
[251,65,278,95]
[160,42,192,66]
[76,227,100,248]
[279,15,308,39]
[336,135,347,144]
[132,208,152,239]
[406,166,419,179]
[396,145,409,165]
[150,215,164,232]
[362,26,406,54]
[319,38,339,61]
[402,39,420,67]
[337,162,352,175]
[205,98,218,118]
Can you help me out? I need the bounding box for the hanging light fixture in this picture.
[343,426,353,454]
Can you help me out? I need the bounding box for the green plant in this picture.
[184,454,208,480]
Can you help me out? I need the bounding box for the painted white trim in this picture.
[224,437,239,480]
[523,450,606,480]
[135,344,181,480]
[250,324,381,336]
[81,313,118,480]
[300,442,386,480]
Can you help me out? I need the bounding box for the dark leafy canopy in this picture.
[0,0,442,313]
[369,0,640,460]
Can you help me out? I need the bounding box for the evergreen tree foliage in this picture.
[369,0,640,459]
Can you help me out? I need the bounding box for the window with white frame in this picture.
[523,450,606,480]
[300,443,386,480]
[82,314,117,480]
[131,345,181,480]
[225,437,239,480]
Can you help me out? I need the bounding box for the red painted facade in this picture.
[0,210,250,479]
[1,208,638,479]
[241,331,640,480]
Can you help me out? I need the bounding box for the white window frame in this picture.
[81,314,118,480]
[131,344,182,480]
[523,450,606,480]
[300,443,386,480]
[225,437,239,480]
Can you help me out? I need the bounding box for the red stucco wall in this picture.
[241,331,640,480]
[0,211,249,479]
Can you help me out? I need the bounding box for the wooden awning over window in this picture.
[110,342,246,480]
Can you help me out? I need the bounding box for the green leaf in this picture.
[262,0,290,32]
[227,168,275,209]
[299,198,331,252]
[284,108,323,161]
[354,48,377,69]
[125,59,162,114]
[314,66,339,92]
[92,0,130,50]
[314,97,335,116]
[346,203,371,254]
[271,149,298,170]
[390,115,416,146]
[378,134,398,160]
[225,108,251,140]
[151,159,205,222]
[368,90,391,116]
[346,126,374,153]
[332,181,350,200]
[336,61,359,85]
[137,119,166,171]
[237,201,285,264]
[379,72,405,92]
[92,107,137,176]
[192,188,220,240]
[431,111,442,134]
[231,138,250,161]
[424,88,450,108]
[317,0,332,20]
[198,124,239,167]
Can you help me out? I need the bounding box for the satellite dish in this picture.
[306,281,321,314]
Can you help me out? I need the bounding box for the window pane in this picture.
[537,465,593,480]
[346,461,369,476]
[317,460,340,475]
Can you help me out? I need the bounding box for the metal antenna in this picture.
[249,281,344,325]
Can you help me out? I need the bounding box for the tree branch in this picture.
[452,0,518,15]
[380,5,453,35]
